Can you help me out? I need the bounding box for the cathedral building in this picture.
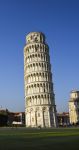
[69,90,79,124]
[24,32,57,127]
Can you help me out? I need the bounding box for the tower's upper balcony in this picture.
[26,32,45,44]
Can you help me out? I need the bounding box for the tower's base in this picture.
[25,106,57,128]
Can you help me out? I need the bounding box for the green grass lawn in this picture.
[0,127,79,150]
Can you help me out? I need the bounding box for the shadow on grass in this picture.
[0,128,79,150]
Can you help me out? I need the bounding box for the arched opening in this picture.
[33,63,35,71]
[34,84,36,93]
[36,63,38,71]
[36,73,38,81]
[37,83,39,93]
[40,83,42,92]
[31,84,33,94]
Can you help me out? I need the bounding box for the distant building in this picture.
[0,109,25,126]
[8,111,25,126]
[69,90,79,124]
[12,112,25,125]
[0,108,8,126]
[24,32,57,128]
[57,112,69,126]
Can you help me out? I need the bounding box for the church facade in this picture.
[24,32,57,127]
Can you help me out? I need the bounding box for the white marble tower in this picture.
[24,32,57,127]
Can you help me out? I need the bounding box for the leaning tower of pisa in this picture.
[24,32,57,127]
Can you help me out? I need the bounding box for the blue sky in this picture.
[0,0,79,112]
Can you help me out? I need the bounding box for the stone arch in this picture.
[46,83,48,92]
[33,45,35,53]
[37,83,40,93]
[32,96,34,105]
[35,53,37,61]
[42,72,44,81]
[29,64,31,72]
[46,55,48,61]
[37,95,41,105]
[41,54,44,61]
[37,44,39,49]
[27,47,29,53]
[27,56,29,63]
[38,53,41,61]
[39,53,41,60]
[35,63,38,71]
[44,54,46,61]
[39,63,41,70]
[47,63,48,71]
[48,94,51,104]
[32,45,34,48]
[44,55,45,61]
[28,75,30,83]
[33,84,36,93]
[31,84,33,94]
[37,95,41,104]
[40,44,42,52]
[40,53,43,60]
[43,83,45,92]
[44,94,46,99]
[48,73,51,81]
[43,83,45,87]
[31,54,33,61]
[32,54,34,61]
[35,95,37,104]
[39,72,41,81]
[35,44,37,52]
[47,94,49,101]
[45,73,47,81]
[33,63,35,71]
[36,73,38,81]
[28,96,31,105]
[44,63,46,71]
[30,64,32,72]
[45,63,47,71]
[43,63,45,70]
[41,62,43,69]
[29,45,31,50]
[40,83,43,92]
